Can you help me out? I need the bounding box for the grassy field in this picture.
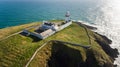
[0,22,113,67]
[0,22,41,39]
[29,23,113,67]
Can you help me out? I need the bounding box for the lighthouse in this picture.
[65,11,71,23]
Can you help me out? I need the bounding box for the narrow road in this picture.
[25,41,51,67]
[0,31,22,41]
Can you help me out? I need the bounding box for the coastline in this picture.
[77,21,119,67]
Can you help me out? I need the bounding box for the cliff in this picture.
[0,21,118,67]
[28,22,119,67]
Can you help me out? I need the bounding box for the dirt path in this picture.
[0,31,22,41]
[25,41,51,67]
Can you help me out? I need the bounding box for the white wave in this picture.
[94,0,120,67]
[74,0,120,66]
[77,20,98,28]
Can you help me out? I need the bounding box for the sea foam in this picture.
[95,0,120,66]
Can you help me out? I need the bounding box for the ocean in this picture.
[0,0,120,66]
[0,1,99,28]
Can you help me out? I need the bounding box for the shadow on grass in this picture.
[28,35,42,42]
[20,32,42,42]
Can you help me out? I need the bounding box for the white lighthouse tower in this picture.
[65,11,71,23]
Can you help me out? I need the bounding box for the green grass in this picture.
[0,22,41,39]
[0,22,112,67]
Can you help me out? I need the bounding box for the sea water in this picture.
[0,0,120,66]
[0,1,99,28]
[94,0,120,66]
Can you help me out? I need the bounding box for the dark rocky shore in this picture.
[94,32,119,59]
[78,22,119,67]
[94,33,119,67]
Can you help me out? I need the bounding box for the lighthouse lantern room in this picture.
[65,11,71,23]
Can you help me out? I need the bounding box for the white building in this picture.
[22,11,72,39]
[41,21,59,31]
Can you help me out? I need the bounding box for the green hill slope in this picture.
[0,22,117,67]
